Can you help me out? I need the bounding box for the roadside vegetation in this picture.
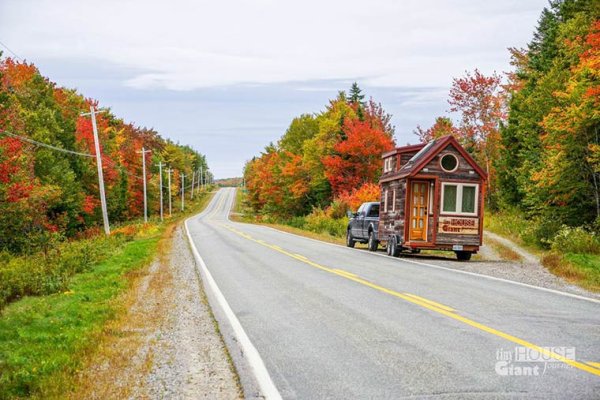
[0,50,218,398]
[241,1,600,290]
[0,186,214,399]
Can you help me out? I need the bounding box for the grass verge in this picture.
[0,189,215,399]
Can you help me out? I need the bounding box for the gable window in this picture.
[440,153,459,172]
[441,183,478,215]
[384,157,394,173]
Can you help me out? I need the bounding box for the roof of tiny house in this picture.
[381,143,425,159]
[389,135,487,180]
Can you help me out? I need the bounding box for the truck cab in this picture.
[346,202,380,251]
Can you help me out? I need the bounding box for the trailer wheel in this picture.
[455,251,472,261]
[389,237,401,257]
[386,241,392,255]
[368,231,378,252]
[346,230,356,248]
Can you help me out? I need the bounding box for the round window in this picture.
[440,154,458,172]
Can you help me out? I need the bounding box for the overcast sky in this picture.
[0,0,547,178]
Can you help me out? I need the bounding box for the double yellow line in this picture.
[221,223,600,377]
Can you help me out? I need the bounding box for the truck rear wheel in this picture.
[455,251,472,261]
[346,230,356,248]
[368,231,378,252]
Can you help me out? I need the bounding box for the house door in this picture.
[409,181,429,241]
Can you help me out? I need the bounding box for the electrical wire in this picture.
[0,130,94,157]
[0,39,24,61]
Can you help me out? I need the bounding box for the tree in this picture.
[448,69,506,205]
[322,119,394,197]
[279,114,319,154]
[498,0,599,227]
[414,117,458,143]
[348,82,365,105]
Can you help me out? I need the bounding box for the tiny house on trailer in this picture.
[378,135,486,260]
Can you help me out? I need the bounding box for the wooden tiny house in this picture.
[378,135,487,260]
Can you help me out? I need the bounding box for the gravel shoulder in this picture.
[139,225,242,399]
[387,231,600,301]
[72,225,242,399]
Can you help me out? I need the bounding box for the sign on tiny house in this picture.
[378,135,487,261]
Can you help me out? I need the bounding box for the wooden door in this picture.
[409,181,429,241]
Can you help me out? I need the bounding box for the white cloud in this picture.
[0,0,546,90]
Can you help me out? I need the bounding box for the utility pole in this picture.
[156,161,163,221]
[199,166,203,191]
[81,106,110,235]
[197,168,201,192]
[137,147,151,223]
[166,168,173,217]
[181,173,185,211]
[191,170,195,199]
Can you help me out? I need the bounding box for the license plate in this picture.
[452,245,463,251]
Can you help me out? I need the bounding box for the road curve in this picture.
[186,188,600,399]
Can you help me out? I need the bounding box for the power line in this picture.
[0,40,23,61]
[0,130,94,158]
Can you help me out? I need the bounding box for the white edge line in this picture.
[226,196,600,305]
[184,208,282,400]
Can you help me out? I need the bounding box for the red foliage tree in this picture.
[323,119,394,197]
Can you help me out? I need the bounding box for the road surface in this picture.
[186,188,600,399]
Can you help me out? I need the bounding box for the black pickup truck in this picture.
[346,202,379,251]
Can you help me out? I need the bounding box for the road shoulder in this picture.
[71,224,242,399]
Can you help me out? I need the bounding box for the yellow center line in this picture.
[220,224,600,377]
[333,269,358,278]
[402,293,455,312]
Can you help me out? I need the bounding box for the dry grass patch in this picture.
[69,224,177,399]
[486,238,522,262]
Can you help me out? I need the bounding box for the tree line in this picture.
[0,57,210,254]
[244,0,600,242]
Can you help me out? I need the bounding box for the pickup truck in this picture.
[346,202,379,251]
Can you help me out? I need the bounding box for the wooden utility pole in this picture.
[166,168,173,217]
[81,106,110,235]
[137,147,152,223]
[191,170,195,199]
[156,161,163,221]
[181,173,185,211]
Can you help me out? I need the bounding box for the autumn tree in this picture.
[322,119,394,197]
[414,117,458,143]
[498,0,599,230]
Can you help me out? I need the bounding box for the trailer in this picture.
[378,135,487,260]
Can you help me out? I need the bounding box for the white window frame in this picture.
[384,189,388,212]
[384,157,393,173]
[440,153,459,173]
[392,188,396,212]
[440,182,479,216]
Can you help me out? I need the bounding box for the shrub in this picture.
[303,208,346,237]
[326,200,349,219]
[551,226,600,255]
[0,225,139,310]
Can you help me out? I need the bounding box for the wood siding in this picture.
[379,143,485,249]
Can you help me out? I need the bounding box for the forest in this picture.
[243,1,600,268]
[0,57,209,255]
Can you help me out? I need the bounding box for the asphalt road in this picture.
[186,188,600,399]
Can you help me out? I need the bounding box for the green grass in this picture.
[565,253,600,291]
[0,234,159,399]
[0,189,215,399]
